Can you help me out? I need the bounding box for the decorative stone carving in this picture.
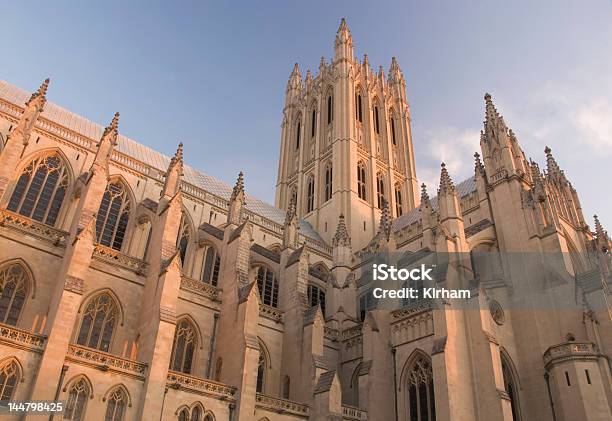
[64,276,84,295]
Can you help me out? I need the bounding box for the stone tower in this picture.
[275,19,419,250]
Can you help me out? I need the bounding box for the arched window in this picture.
[0,360,20,401]
[406,354,436,421]
[295,121,301,150]
[203,414,214,421]
[376,173,385,208]
[104,387,127,421]
[256,266,278,308]
[324,163,333,202]
[7,153,69,226]
[256,352,265,393]
[96,180,131,251]
[170,319,197,374]
[501,354,520,421]
[357,161,367,200]
[76,293,118,352]
[311,109,316,137]
[177,214,191,266]
[395,184,403,216]
[0,262,29,326]
[391,116,397,145]
[201,246,221,286]
[306,175,315,213]
[374,106,380,134]
[190,406,202,421]
[307,283,326,314]
[64,378,90,421]
[327,95,333,125]
[178,408,189,421]
[355,92,363,122]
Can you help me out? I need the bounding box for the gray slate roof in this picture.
[392,177,477,231]
[0,80,323,243]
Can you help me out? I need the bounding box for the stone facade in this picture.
[0,19,610,421]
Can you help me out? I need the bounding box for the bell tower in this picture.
[274,19,419,250]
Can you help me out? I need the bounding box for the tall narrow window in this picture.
[0,360,20,401]
[178,409,189,421]
[201,246,221,286]
[256,353,265,393]
[324,163,333,202]
[104,387,127,421]
[306,176,315,213]
[296,121,301,149]
[391,117,397,145]
[307,284,326,314]
[374,106,380,134]
[395,184,403,216]
[177,214,191,266]
[170,319,197,374]
[283,376,291,399]
[376,173,385,208]
[356,94,363,122]
[190,406,202,421]
[311,109,316,137]
[76,293,118,352]
[407,354,436,421]
[64,379,89,421]
[96,180,131,251]
[501,356,520,421]
[7,153,69,226]
[357,162,367,200]
[256,266,279,308]
[0,262,29,326]
[327,95,333,124]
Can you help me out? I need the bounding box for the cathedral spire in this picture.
[483,93,508,135]
[438,163,455,195]
[227,171,245,225]
[162,142,183,197]
[388,56,404,85]
[25,78,50,110]
[92,112,120,169]
[334,18,354,61]
[332,213,351,247]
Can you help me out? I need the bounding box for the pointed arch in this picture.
[376,172,385,208]
[500,348,522,421]
[75,290,120,352]
[395,182,404,216]
[253,264,279,308]
[63,374,93,421]
[96,175,134,251]
[349,362,362,406]
[0,259,34,326]
[177,210,195,268]
[174,404,190,415]
[170,316,200,374]
[201,243,221,287]
[256,337,271,394]
[177,406,190,421]
[357,160,367,200]
[0,356,23,401]
[323,161,333,202]
[305,173,315,213]
[7,148,73,227]
[202,411,215,421]
[355,86,364,123]
[103,384,130,421]
[400,349,436,421]
[189,402,204,421]
[77,288,125,326]
[267,243,282,254]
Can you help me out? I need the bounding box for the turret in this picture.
[334,18,354,61]
[437,163,462,227]
[285,63,302,106]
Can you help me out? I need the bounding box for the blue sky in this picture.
[2,1,611,228]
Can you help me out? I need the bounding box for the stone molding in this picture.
[159,306,177,324]
[543,341,601,368]
[0,208,68,247]
[259,303,283,323]
[92,244,148,275]
[66,343,147,379]
[180,276,222,302]
[166,370,237,400]
[255,393,309,417]
[64,276,84,295]
[342,404,368,420]
[0,322,46,353]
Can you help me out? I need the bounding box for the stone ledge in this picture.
[66,344,147,379]
[255,393,309,417]
[0,323,46,353]
[167,370,237,401]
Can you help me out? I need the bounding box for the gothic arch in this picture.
[399,348,430,391]
[256,337,271,394]
[257,337,272,369]
[175,314,204,350]
[500,348,522,421]
[102,383,132,407]
[0,356,24,382]
[77,288,125,326]
[203,411,216,421]
[311,261,331,281]
[175,404,190,415]
[0,258,36,298]
[267,243,282,253]
[499,347,522,389]
[6,148,74,227]
[62,374,94,399]
[97,175,135,251]
[252,264,279,308]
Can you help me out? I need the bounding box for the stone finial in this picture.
[420,183,430,205]
[544,146,564,179]
[332,214,351,247]
[101,112,120,143]
[93,112,120,168]
[593,215,611,252]
[388,56,404,84]
[483,92,507,136]
[231,171,245,202]
[287,63,302,92]
[474,152,485,175]
[336,18,351,41]
[305,69,313,86]
[438,163,455,194]
[363,54,369,67]
[378,197,392,240]
[25,78,50,110]
[378,65,385,82]
[162,142,184,197]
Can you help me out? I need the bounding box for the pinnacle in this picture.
[332,213,351,247]
[102,112,120,139]
[420,183,430,204]
[337,18,350,34]
[231,171,245,200]
[378,197,392,240]
[26,78,51,107]
[438,163,455,194]
[544,146,562,177]
[474,152,484,173]
[173,142,183,163]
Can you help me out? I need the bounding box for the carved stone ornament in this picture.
[489,300,505,325]
[64,276,84,295]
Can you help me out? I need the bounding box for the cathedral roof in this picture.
[0,80,324,244]
[392,176,477,231]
